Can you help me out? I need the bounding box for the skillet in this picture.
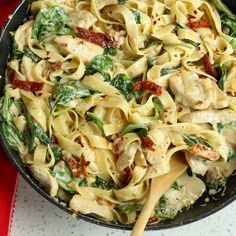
[0,0,236,231]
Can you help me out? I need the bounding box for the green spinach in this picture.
[50,145,62,162]
[182,39,201,47]
[92,176,114,190]
[182,134,212,148]
[52,160,76,194]
[110,74,133,100]
[153,97,164,120]
[116,204,142,213]
[86,112,105,135]
[133,11,141,24]
[121,123,148,137]
[161,65,181,76]
[49,81,91,117]
[217,121,236,132]
[32,6,72,42]
[2,122,24,151]
[86,55,114,81]
[216,64,227,90]
[103,47,117,56]
[24,48,41,63]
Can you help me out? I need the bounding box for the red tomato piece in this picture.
[202,54,219,79]
[134,81,162,96]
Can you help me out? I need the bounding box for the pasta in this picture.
[1,0,236,225]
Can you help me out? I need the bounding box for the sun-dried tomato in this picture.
[76,27,113,48]
[202,54,219,79]
[134,81,162,96]
[142,136,155,151]
[8,69,44,92]
[112,137,125,154]
[147,216,160,224]
[120,166,132,187]
[186,19,211,30]
[81,157,90,177]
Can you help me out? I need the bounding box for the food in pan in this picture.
[1,0,236,224]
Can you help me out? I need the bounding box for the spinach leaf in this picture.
[230,39,236,50]
[49,81,91,116]
[78,178,88,187]
[104,47,117,56]
[216,64,227,91]
[228,149,236,159]
[34,123,50,145]
[121,123,148,137]
[32,6,70,42]
[86,55,114,81]
[116,204,142,214]
[1,91,13,123]
[211,0,236,20]
[25,113,49,151]
[86,112,104,135]
[153,97,163,120]
[182,39,201,47]
[52,160,76,194]
[220,13,236,37]
[217,121,236,132]
[147,58,156,69]
[9,32,24,59]
[24,48,41,63]
[110,74,133,100]
[118,0,127,4]
[25,112,36,152]
[50,145,62,162]
[2,122,24,151]
[133,11,141,24]
[92,176,114,190]
[10,32,41,62]
[182,134,212,148]
[161,65,181,76]
[144,38,162,48]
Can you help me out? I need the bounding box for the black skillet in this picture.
[0,0,236,231]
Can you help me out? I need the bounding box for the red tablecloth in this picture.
[0,1,20,236]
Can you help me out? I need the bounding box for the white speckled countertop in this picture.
[11,176,236,236]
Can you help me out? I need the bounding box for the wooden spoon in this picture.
[131,153,188,236]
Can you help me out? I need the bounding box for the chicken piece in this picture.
[29,165,58,197]
[106,29,125,49]
[187,144,220,161]
[54,36,103,63]
[185,152,208,175]
[68,10,97,30]
[169,69,228,110]
[69,194,114,221]
[205,167,225,184]
[179,109,236,124]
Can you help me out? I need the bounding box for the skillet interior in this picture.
[1,0,236,230]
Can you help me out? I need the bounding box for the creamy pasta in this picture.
[1,0,236,225]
